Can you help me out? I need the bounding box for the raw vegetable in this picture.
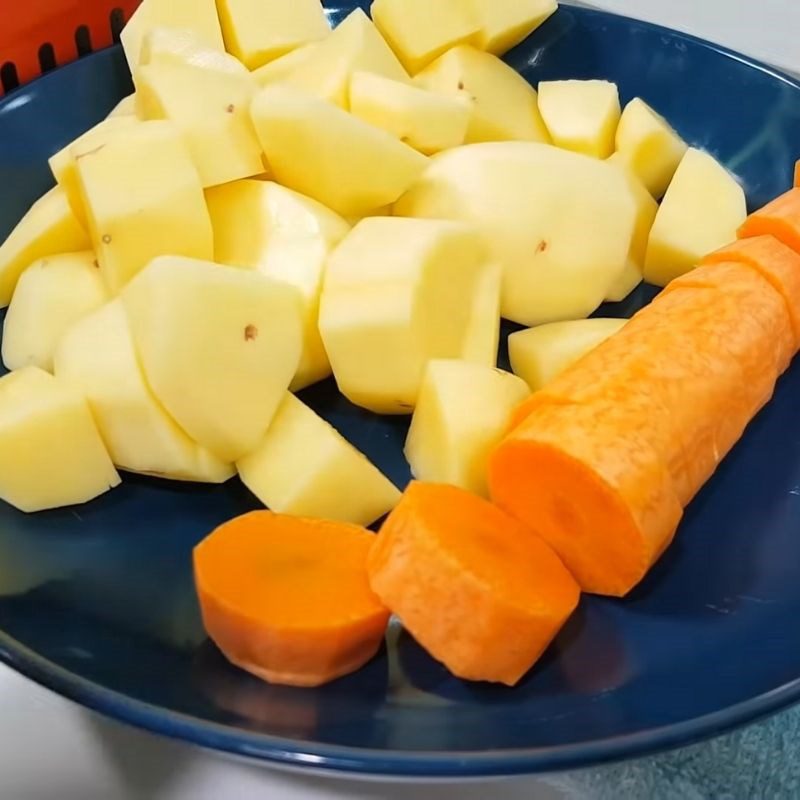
[469,0,558,55]
[367,481,580,686]
[737,188,800,256]
[138,27,250,75]
[194,510,389,687]
[251,43,320,87]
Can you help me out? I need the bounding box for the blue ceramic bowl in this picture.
[1,2,800,779]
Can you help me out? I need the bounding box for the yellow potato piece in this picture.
[396,142,636,326]
[206,179,351,390]
[139,27,249,75]
[371,0,480,75]
[461,262,502,368]
[237,393,400,526]
[0,367,120,512]
[250,85,427,218]
[349,71,471,155]
[123,256,303,463]
[405,360,529,497]
[2,252,108,372]
[644,148,746,287]
[136,61,262,188]
[416,45,549,144]
[75,120,213,293]
[278,8,409,108]
[0,187,90,308]
[251,42,319,87]
[508,317,628,391]
[216,0,329,70]
[106,95,137,118]
[614,97,687,198]
[54,300,233,483]
[120,0,224,72]
[469,0,558,55]
[319,217,493,414]
[538,79,620,159]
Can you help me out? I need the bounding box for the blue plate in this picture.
[1,1,800,779]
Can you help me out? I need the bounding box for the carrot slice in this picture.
[795,160,800,188]
[705,235,800,348]
[738,188,800,255]
[492,261,794,595]
[194,511,389,687]
[367,481,580,686]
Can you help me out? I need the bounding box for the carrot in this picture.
[367,481,580,686]
[492,261,795,595]
[795,160,800,188]
[737,188,800,255]
[194,511,389,687]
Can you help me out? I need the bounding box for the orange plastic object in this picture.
[0,0,141,95]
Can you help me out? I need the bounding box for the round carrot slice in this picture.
[194,511,390,688]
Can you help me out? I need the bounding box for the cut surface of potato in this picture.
[136,61,262,187]
[237,393,400,526]
[123,256,303,463]
[216,0,329,70]
[508,317,628,391]
[371,0,480,75]
[251,85,427,218]
[107,95,137,118]
[251,43,319,86]
[0,367,120,512]
[614,98,687,198]
[349,71,471,155]
[469,0,558,55]
[319,217,492,413]
[644,148,747,287]
[139,27,249,75]
[54,300,233,483]
[0,188,90,308]
[2,252,108,372]
[415,45,549,144]
[75,120,213,293]
[405,360,529,496]
[121,0,224,71]
[537,79,620,159]
[461,262,502,368]
[206,180,351,389]
[278,8,409,108]
[396,142,636,326]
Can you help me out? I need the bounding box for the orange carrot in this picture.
[492,261,795,595]
[737,188,800,255]
[194,511,389,687]
[795,160,800,188]
[367,481,580,686]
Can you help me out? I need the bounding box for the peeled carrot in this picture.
[367,481,580,686]
[194,511,389,687]
[795,160,800,188]
[492,261,795,595]
[737,188,800,255]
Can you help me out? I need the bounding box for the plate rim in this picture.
[3,2,800,778]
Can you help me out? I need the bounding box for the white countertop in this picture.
[3,3,799,798]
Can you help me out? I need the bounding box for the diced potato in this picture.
[251,42,319,86]
[605,260,642,303]
[237,393,400,526]
[136,62,262,188]
[75,120,213,293]
[614,98,687,198]
[206,180,351,389]
[121,0,224,71]
[216,0,329,70]
[278,9,409,108]
[319,217,492,413]
[469,0,558,55]
[122,256,303,462]
[139,27,249,75]
[49,115,141,226]
[349,71,471,155]
[371,0,480,75]
[537,80,620,159]
[508,317,628,391]
[0,367,120,512]
[405,360,529,496]
[0,188,90,308]
[250,85,427,218]
[644,148,746,286]
[2,252,108,372]
[415,45,549,144]
[461,262,502,367]
[107,95,137,118]
[54,300,234,482]
[395,142,636,326]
